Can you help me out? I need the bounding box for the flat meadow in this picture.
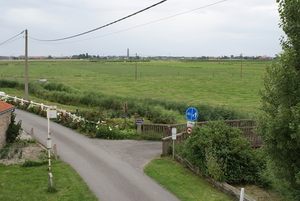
[0,59,271,118]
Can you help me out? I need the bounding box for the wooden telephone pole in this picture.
[25,29,29,100]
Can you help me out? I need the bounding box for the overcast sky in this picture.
[1,0,284,57]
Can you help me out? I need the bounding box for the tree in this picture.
[6,112,22,143]
[258,0,300,198]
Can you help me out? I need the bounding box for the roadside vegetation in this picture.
[145,157,286,201]
[144,157,236,201]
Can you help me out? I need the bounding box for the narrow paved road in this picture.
[15,109,180,201]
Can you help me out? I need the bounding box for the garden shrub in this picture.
[0,79,23,88]
[95,125,122,139]
[6,113,22,143]
[21,159,48,167]
[181,121,266,185]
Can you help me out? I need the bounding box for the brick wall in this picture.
[0,111,11,149]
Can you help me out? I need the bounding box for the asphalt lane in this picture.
[15,109,180,201]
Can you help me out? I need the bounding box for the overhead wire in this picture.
[29,0,226,45]
[30,0,167,42]
[0,30,25,46]
[78,0,227,41]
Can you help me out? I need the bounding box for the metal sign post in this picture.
[47,106,57,171]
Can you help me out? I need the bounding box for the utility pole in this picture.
[240,53,243,77]
[25,29,29,100]
[135,53,138,81]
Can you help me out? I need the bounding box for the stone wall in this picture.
[0,111,11,149]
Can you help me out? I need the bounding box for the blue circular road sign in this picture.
[185,107,198,121]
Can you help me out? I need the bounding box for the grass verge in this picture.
[0,162,97,201]
[144,157,235,201]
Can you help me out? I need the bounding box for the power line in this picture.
[30,0,167,42]
[29,0,226,45]
[86,0,227,40]
[0,30,25,46]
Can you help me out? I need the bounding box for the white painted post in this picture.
[41,103,44,110]
[239,188,244,201]
[46,106,57,171]
[172,128,177,160]
[48,173,54,187]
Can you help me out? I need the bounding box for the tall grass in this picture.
[0,80,246,123]
[0,59,269,120]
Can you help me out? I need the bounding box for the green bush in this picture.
[0,79,23,88]
[181,121,266,185]
[6,113,22,143]
[95,125,122,139]
[21,159,48,167]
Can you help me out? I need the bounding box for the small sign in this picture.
[185,107,198,121]
[172,128,177,140]
[186,127,192,135]
[187,121,195,128]
[47,106,57,119]
[135,119,144,124]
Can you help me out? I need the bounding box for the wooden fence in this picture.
[136,120,263,155]
[138,119,258,137]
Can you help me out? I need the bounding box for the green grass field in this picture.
[0,162,97,201]
[144,157,236,201]
[0,59,270,117]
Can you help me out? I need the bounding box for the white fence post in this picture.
[239,188,244,201]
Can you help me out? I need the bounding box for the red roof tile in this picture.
[0,101,16,114]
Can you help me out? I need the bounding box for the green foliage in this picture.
[0,144,10,159]
[258,1,300,199]
[2,79,245,124]
[278,0,300,71]
[0,79,23,88]
[21,159,48,167]
[35,81,244,121]
[0,141,38,160]
[181,121,265,184]
[94,125,134,139]
[6,112,22,143]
